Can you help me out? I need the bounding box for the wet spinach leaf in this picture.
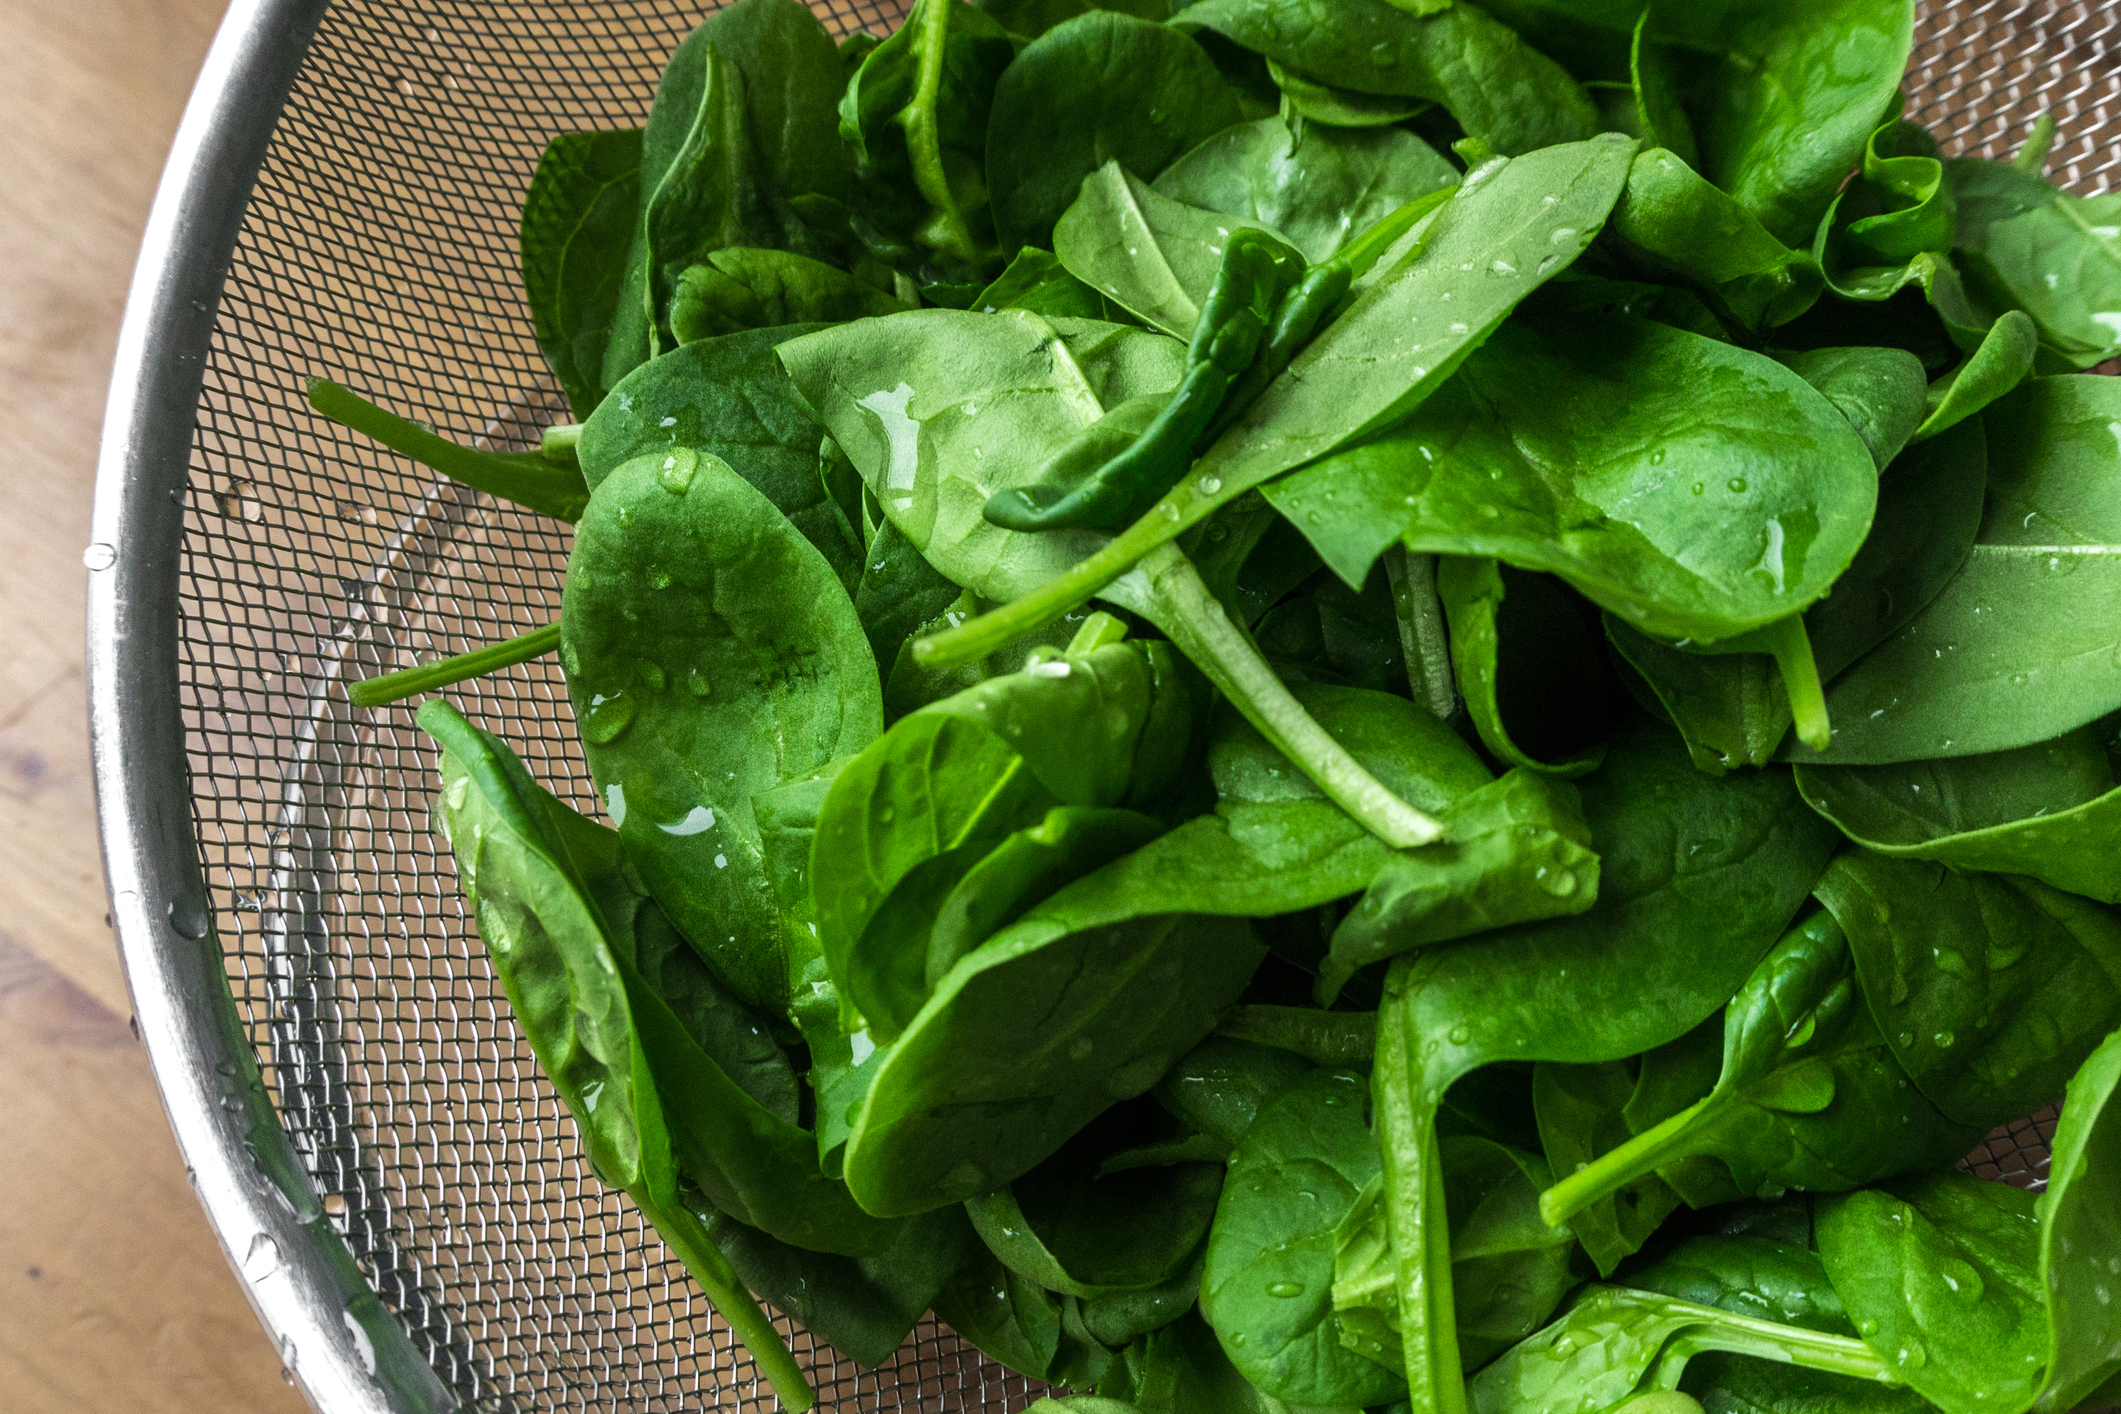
[521,128,645,417]
[1608,146,1823,330]
[1436,558,1617,777]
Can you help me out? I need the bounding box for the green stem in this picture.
[350,622,562,707]
[2014,112,2057,176]
[1538,1095,1716,1229]
[542,422,584,457]
[1216,1004,1377,1066]
[1759,617,1830,753]
[633,1188,816,1411]
[307,377,590,523]
[1065,610,1130,654]
[1657,1308,1899,1383]
[1384,547,1457,722]
[1134,545,1445,848]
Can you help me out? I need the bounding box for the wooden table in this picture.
[0,1,307,1409]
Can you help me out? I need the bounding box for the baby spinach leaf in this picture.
[1796,726,2121,904]
[669,248,906,343]
[1267,59,1429,128]
[814,639,1190,1034]
[2033,1024,2121,1409]
[1055,162,1281,340]
[1979,374,2121,547]
[1814,119,1957,303]
[561,447,884,1013]
[1436,558,1616,777]
[1152,118,1459,265]
[968,1100,1223,1297]
[1914,309,2037,443]
[699,1202,974,1366]
[419,701,813,1406]
[1946,155,2121,370]
[841,0,1014,277]
[1373,714,1838,1409]
[974,247,1132,321]
[1628,1233,1853,1336]
[1479,0,1644,80]
[987,12,1245,256]
[1532,1058,1687,1276]
[1774,344,1930,473]
[520,128,645,417]
[1608,147,1823,330]
[1603,616,1792,776]
[917,136,1634,669]
[1319,768,1600,1006]
[1175,0,1599,156]
[855,517,965,669]
[1642,0,1914,248]
[1153,1036,1316,1146]
[1202,1069,1406,1406]
[1266,310,1878,644]
[841,901,1264,1215]
[578,323,862,590]
[933,1241,1072,1377]
[973,0,1169,41]
[1812,850,2121,1132]
[1535,912,1982,1237]
[1107,1307,1358,1414]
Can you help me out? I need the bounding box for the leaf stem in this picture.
[1759,617,1831,753]
[350,622,563,707]
[307,377,590,523]
[1657,1306,1899,1382]
[2014,112,2057,176]
[1216,1004,1377,1066]
[1537,1095,1715,1229]
[1384,547,1457,722]
[1134,544,1445,848]
[634,1188,816,1411]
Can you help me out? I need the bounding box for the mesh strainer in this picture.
[85,2,2120,1410]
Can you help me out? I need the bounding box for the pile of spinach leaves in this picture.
[307,0,2121,1408]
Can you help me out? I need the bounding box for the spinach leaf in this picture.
[1814,119,1957,303]
[1603,618,1793,776]
[419,701,812,1406]
[1253,568,1407,693]
[1775,344,1931,473]
[520,128,645,417]
[1796,726,2121,905]
[1268,60,1429,128]
[1266,310,1878,644]
[1152,118,1459,265]
[1175,0,1599,156]
[1202,1069,1406,1406]
[968,1099,1223,1297]
[1532,1059,1687,1276]
[1947,155,2121,370]
[669,248,906,342]
[841,0,1014,278]
[1914,309,2038,445]
[918,136,1635,669]
[1153,1036,1316,1146]
[813,638,1192,1035]
[974,247,1132,321]
[1372,715,1838,1409]
[699,1202,974,1366]
[1103,1307,1360,1414]
[1436,558,1616,777]
[1055,161,1282,340]
[855,517,965,669]
[932,1241,1073,1378]
[1320,768,1600,1006]
[1535,911,1982,1238]
[561,447,884,1013]
[973,0,1168,41]
[1642,0,1914,248]
[578,323,862,591]
[1608,147,1823,331]
[1979,373,2121,547]
[841,902,1264,1214]
[1812,850,2121,1132]
[987,12,1245,256]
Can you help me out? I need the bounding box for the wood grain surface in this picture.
[0,1,308,1409]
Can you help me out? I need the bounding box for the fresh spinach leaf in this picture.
[1152,118,1459,265]
[1153,1036,1317,1146]
[1946,155,2121,370]
[520,128,645,417]
[1267,59,1430,128]
[987,12,1245,255]
[855,517,966,669]
[1914,309,2039,444]
[1054,161,1282,340]
[974,247,1132,321]
[1532,1058,1688,1276]
[1436,558,1617,777]
[1812,850,2121,1132]
[1608,147,1824,330]
[973,0,1168,41]
[669,248,907,342]
[561,447,884,1013]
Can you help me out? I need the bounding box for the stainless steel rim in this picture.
[87,1,457,1409]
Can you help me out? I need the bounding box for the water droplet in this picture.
[445,776,470,811]
[82,542,116,571]
[658,448,699,495]
[168,893,211,941]
[1448,1025,1471,1045]
[1691,481,1705,494]
[2046,553,2079,575]
[636,660,667,693]
[687,669,712,698]
[1727,477,1748,493]
[1489,258,1518,275]
[1197,475,1223,497]
[1898,1032,1916,1050]
[245,1232,282,1280]
[1543,870,1579,897]
[1266,1280,1305,1298]
[583,692,637,744]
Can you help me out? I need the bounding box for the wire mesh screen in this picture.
[164,0,2113,1408]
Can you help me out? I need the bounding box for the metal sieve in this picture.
[86,2,2120,1410]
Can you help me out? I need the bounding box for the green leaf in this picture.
[973,246,1133,320]
[1152,118,1459,265]
[1532,1059,1687,1276]
[1055,163,1281,339]
[1267,59,1429,128]
[560,447,884,1013]
[1437,559,1616,777]
[1175,0,1600,156]
[520,128,645,417]
[1644,0,1914,248]
[1202,1069,1406,1406]
[668,248,907,343]
[1152,1036,1316,1146]
[1609,147,1823,330]
[579,323,863,591]
[1914,309,2038,442]
[1947,156,2121,369]
[1266,310,1878,644]
[1814,120,1958,301]
[855,517,965,669]
[987,11,1245,255]
[1812,850,2121,1131]
[973,0,1169,40]
[1796,726,2121,904]
[1774,344,1930,473]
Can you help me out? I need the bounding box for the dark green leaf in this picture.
[1609,147,1823,330]
[520,128,645,417]
[669,248,906,343]
[1437,559,1616,776]
[1533,1059,1686,1276]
